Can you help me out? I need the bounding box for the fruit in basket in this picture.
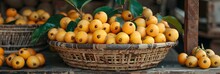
[36,9,45,16]
[60,17,72,30]
[6,8,17,17]
[205,49,215,57]
[11,56,25,69]
[77,20,90,32]
[29,12,39,21]
[18,48,31,60]
[26,56,40,68]
[68,10,76,15]
[6,17,16,23]
[89,19,103,33]
[154,33,166,43]
[82,13,93,21]
[146,24,159,37]
[75,31,88,44]
[165,28,179,42]
[6,53,17,67]
[35,53,45,66]
[137,26,146,38]
[87,33,93,44]
[92,30,107,44]
[198,57,211,69]
[122,22,136,35]
[27,20,36,25]
[94,11,108,23]
[0,17,4,24]
[107,33,116,38]
[209,55,220,67]
[106,37,116,44]
[102,23,110,33]
[160,20,170,28]
[55,30,67,42]
[157,23,166,33]
[27,48,37,56]
[115,32,129,44]
[48,28,58,40]
[130,31,142,44]
[121,10,133,21]
[142,7,153,19]
[40,12,50,22]
[142,36,154,44]
[195,50,207,59]
[134,18,146,27]
[64,32,75,43]
[37,21,45,25]
[15,19,27,25]
[22,9,32,16]
[185,56,198,68]
[146,16,158,26]
[178,53,188,65]
[68,12,80,21]
[109,16,117,24]
[0,47,4,55]
[110,22,121,34]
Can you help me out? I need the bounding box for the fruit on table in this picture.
[6,53,16,67]
[27,48,37,56]
[0,47,4,55]
[18,48,31,60]
[185,56,198,68]
[11,56,25,69]
[195,50,207,59]
[205,49,215,57]
[178,53,188,65]
[209,55,220,67]
[26,56,40,68]
[198,57,211,69]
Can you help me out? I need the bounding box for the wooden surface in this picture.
[184,0,199,54]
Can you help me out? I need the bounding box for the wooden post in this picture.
[184,0,199,54]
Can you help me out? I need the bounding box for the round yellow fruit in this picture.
[154,33,166,43]
[122,22,136,35]
[107,33,116,39]
[64,32,75,43]
[106,37,116,44]
[115,32,130,44]
[92,30,107,44]
[198,57,211,69]
[137,26,146,38]
[134,18,146,27]
[110,22,121,34]
[157,23,166,33]
[15,19,27,25]
[87,33,93,44]
[142,7,153,19]
[48,28,58,41]
[146,16,158,26]
[60,17,71,30]
[36,9,45,16]
[40,12,50,22]
[55,30,66,42]
[210,55,220,67]
[68,12,80,20]
[185,56,198,68]
[142,36,154,44]
[122,10,133,21]
[89,19,103,33]
[130,31,142,44]
[94,11,108,23]
[22,9,32,16]
[102,23,110,33]
[75,31,88,44]
[109,16,117,24]
[82,13,93,21]
[146,24,159,37]
[165,28,179,42]
[29,12,39,21]
[77,20,90,32]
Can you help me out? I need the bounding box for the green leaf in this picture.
[132,21,137,29]
[116,17,124,28]
[156,13,163,22]
[46,14,65,27]
[65,0,92,10]
[162,16,184,34]
[115,0,125,5]
[93,6,119,18]
[5,20,16,24]
[128,0,143,18]
[66,21,77,32]
[109,9,120,18]
[74,18,81,24]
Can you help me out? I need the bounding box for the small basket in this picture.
[49,41,177,71]
[0,25,47,54]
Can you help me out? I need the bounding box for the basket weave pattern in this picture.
[0,25,47,53]
[49,41,176,70]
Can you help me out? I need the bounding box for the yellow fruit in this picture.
[145,24,159,37]
[6,53,16,67]
[106,37,116,44]
[161,20,170,28]
[114,14,121,17]
[195,50,207,59]
[134,18,146,27]
[68,12,80,20]
[27,21,36,25]
[6,8,17,17]
[130,31,142,44]
[64,32,75,43]
[82,13,93,21]
[110,22,121,34]
[37,21,45,25]
[87,33,93,44]
[185,56,198,68]
[18,48,31,60]
[75,31,88,44]
[142,36,154,44]
[154,33,166,43]
[40,12,50,22]
[94,11,108,23]
[205,49,215,57]
[35,53,45,66]
[0,47,4,55]
[115,32,129,44]
[210,55,220,67]
[157,23,166,33]
[92,30,107,44]
[107,33,116,39]
[36,9,45,16]
[122,22,136,35]
[15,19,27,25]
[77,20,90,32]
[26,56,40,68]
[58,12,67,16]
[27,48,36,56]
[22,9,32,16]
[121,10,133,21]
[6,17,15,23]
[142,7,153,19]
[178,53,188,65]
[165,29,179,42]
[60,17,71,30]
[198,57,211,69]
[29,12,39,21]
[146,16,158,26]
[137,26,146,38]
[48,28,58,40]
[0,17,4,24]
[89,19,103,33]
[109,16,117,24]
[11,56,25,69]
[67,10,76,15]
[102,23,110,33]
[73,28,79,34]
[55,30,66,42]
[191,47,201,56]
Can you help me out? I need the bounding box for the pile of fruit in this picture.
[0,8,50,25]
[0,47,45,69]
[47,7,179,44]
[178,45,220,69]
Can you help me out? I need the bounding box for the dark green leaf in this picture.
[109,9,120,18]
[74,18,81,24]
[156,13,163,22]
[46,14,65,27]
[129,0,143,18]
[65,0,92,10]
[132,22,137,29]
[66,21,77,32]
[116,17,124,28]
[115,0,125,5]
[162,16,184,34]
[5,20,16,24]
[93,6,118,18]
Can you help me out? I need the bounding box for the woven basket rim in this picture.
[49,41,177,50]
[0,25,39,27]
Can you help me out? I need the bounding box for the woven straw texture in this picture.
[49,41,177,71]
[0,25,47,54]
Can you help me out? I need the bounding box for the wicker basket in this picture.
[49,41,177,71]
[0,25,47,54]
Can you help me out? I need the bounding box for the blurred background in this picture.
[0,0,218,54]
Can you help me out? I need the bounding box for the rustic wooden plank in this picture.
[184,0,199,54]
